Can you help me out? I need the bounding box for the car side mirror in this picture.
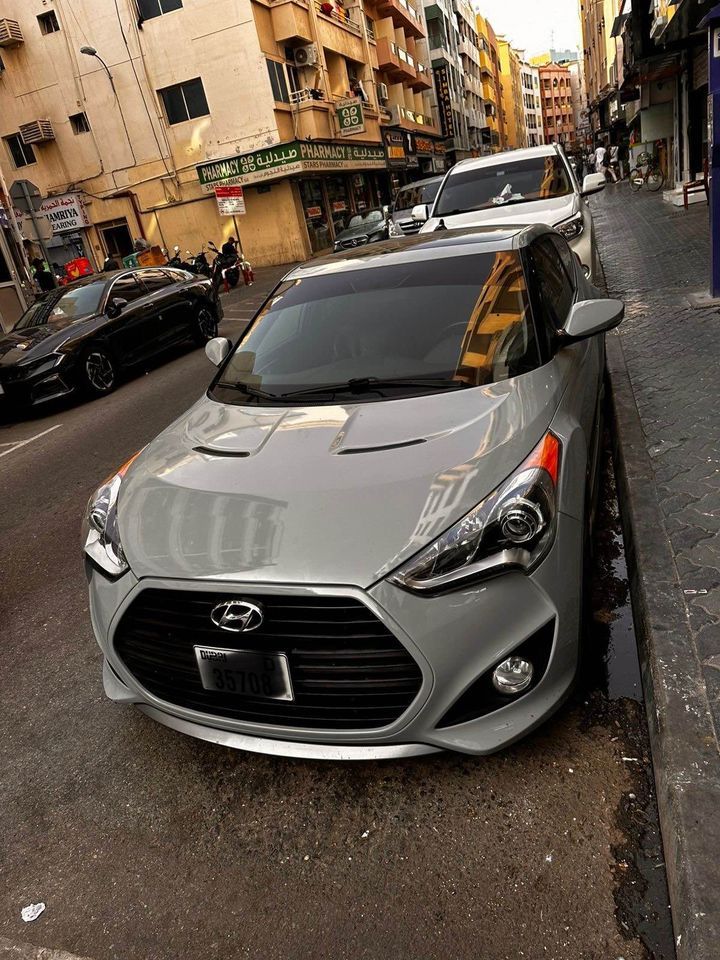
[205,336,232,367]
[561,299,624,341]
[106,297,128,319]
[581,173,606,196]
[411,204,429,223]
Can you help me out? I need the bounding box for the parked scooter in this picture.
[208,241,240,292]
[167,244,212,277]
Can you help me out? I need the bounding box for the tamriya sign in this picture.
[40,194,90,235]
[197,141,386,190]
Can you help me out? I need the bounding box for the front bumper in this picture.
[89,511,582,758]
[0,357,77,406]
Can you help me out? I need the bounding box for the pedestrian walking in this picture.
[617,141,629,181]
[608,144,619,183]
[593,142,607,175]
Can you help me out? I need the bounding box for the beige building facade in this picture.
[0,0,441,291]
[497,39,526,150]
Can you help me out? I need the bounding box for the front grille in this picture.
[338,235,368,249]
[398,219,421,235]
[114,589,423,730]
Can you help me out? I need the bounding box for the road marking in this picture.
[0,424,62,460]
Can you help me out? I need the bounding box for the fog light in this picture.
[492,657,534,695]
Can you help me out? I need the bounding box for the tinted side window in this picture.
[139,268,173,293]
[109,274,145,304]
[549,235,577,291]
[531,237,573,326]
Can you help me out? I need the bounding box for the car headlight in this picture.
[82,451,142,576]
[388,432,561,593]
[17,353,64,378]
[556,212,584,241]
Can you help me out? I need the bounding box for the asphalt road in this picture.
[0,280,670,960]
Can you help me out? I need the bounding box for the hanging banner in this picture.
[434,65,455,139]
[39,193,90,235]
[215,185,246,216]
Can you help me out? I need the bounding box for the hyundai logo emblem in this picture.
[210,600,264,633]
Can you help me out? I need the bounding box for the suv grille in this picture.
[114,589,422,730]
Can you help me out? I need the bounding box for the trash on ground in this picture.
[21,902,45,922]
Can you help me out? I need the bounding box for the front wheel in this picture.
[82,346,117,397]
[629,168,644,191]
[646,169,665,192]
[192,305,218,346]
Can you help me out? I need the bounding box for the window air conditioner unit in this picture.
[19,120,55,144]
[0,18,24,47]
[378,82,389,102]
[293,44,319,67]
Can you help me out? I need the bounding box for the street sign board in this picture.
[9,179,42,214]
[335,97,365,137]
[39,193,90,234]
[214,185,246,216]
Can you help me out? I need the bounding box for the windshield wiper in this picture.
[216,381,277,401]
[280,377,471,400]
[438,197,530,217]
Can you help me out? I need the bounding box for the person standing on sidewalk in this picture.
[608,144,619,183]
[593,142,607,175]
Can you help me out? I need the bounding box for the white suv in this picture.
[413,144,605,280]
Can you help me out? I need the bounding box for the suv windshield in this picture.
[210,251,539,406]
[435,155,572,217]
[393,180,442,212]
[13,280,106,330]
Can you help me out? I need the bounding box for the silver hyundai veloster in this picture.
[84,226,623,759]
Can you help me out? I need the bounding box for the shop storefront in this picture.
[197,140,390,257]
[383,129,447,194]
[39,194,97,277]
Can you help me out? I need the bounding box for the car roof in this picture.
[286,224,553,280]
[396,175,444,189]
[446,144,562,176]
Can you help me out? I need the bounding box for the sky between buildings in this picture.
[472,0,583,59]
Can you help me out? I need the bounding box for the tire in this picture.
[82,346,117,397]
[192,305,218,346]
[629,168,644,191]
[647,169,665,192]
[227,269,239,289]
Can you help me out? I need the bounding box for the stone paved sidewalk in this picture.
[593,185,720,958]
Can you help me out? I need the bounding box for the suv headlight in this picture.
[388,432,561,593]
[82,451,141,576]
[556,212,584,241]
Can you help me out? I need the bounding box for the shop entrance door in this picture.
[299,180,332,254]
[98,219,134,260]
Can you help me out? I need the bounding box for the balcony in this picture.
[315,1,364,58]
[377,36,416,81]
[479,48,493,76]
[387,102,439,135]
[409,60,432,91]
[376,0,426,39]
[459,37,479,65]
[270,0,312,43]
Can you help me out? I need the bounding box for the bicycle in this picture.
[629,152,665,192]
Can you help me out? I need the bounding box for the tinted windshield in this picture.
[13,281,105,330]
[435,156,572,216]
[347,210,384,228]
[210,251,538,406]
[393,180,441,212]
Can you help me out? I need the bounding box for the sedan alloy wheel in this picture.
[84,349,116,395]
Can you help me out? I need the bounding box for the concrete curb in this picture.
[606,331,720,960]
[0,938,93,960]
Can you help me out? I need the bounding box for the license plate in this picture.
[194,646,293,701]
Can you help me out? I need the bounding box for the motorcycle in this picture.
[167,245,211,277]
[208,241,240,292]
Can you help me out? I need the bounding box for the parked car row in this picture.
[83,146,622,761]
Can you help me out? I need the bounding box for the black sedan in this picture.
[0,267,221,407]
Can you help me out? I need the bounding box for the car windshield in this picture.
[210,250,539,406]
[393,180,441,212]
[346,210,384,228]
[435,156,572,216]
[13,281,106,330]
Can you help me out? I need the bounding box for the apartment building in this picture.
[538,63,576,147]
[519,60,544,147]
[497,40,527,150]
[566,58,590,146]
[0,0,443,282]
[475,12,505,152]
[454,0,484,154]
[423,0,472,164]
[578,0,621,139]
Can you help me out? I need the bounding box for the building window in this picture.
[158,77,209,124]
[38,11,60,34]
[138,0,183,18]
[266,59,290,103]
[5,134,36,168]
[69,112,91,134]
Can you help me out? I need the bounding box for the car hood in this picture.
[0,318,92,366]
[422,193,578,232]
[335,220,384,241]
[119,365,565,586]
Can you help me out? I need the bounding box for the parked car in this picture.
[85,225,622,759]
[413,144,606,280]
[332,206,403,252]
[391,175,444,235]
[0,268,221,407]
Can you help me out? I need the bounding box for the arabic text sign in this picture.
[197,141,387,190]
[336,97,366,137]
[215,185,246,216]
[39,193,90,235]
